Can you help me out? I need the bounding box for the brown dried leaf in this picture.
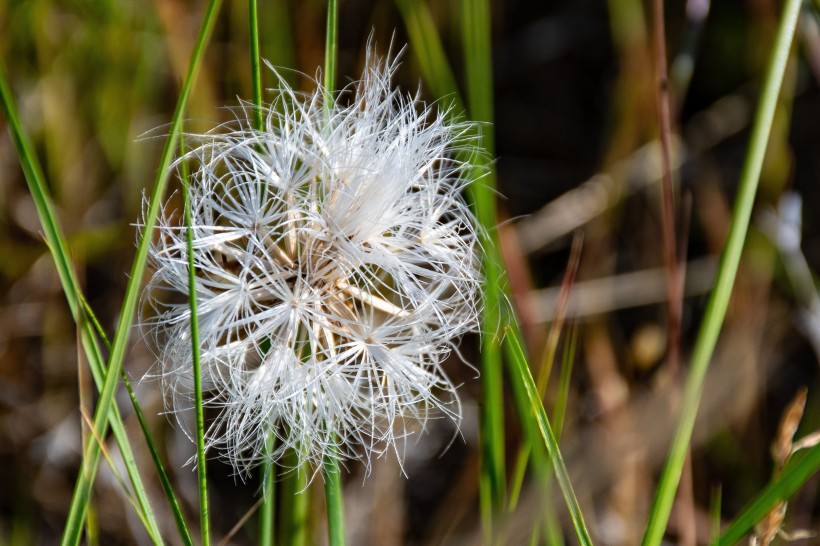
[772,388,808,471]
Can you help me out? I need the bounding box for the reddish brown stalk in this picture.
[653,1,695,544]
[535,231,584,396]
[652,0,682,377]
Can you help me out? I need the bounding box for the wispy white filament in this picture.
[143,54,482,474]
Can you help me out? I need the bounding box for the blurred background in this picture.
[1,0,819,544]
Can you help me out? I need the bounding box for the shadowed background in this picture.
[1,0,819,544]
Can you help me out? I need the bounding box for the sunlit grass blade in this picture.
[59,1,223,544]
[715,443,820,545]
[504,327,593,546]
[278,452,310,546]
[321,3,344,543]
[249,0,264,132]
[323,0,337,95]
[247,1,278,542]
[323,449,345,546]
[180,132,210,546]
[508,235,581,510]
[79,409,162,545]
[259,436,277,546]
[79,296,194,546]
[122,376,194,546]
[0,61,165,545]
[640,0,802,543]
[459,0,505,529]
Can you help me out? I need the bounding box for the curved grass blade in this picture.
[60,1,223,544]
[715,443,820,545]
[640,0,802,542]
[79,408,161,545]
[80,297,194,546]
[0,62,164,545]
[504,326,593,546]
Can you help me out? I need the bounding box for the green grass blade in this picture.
[504,327,593,546]
[553,324,578,442]
[508,240,580,511]
[248,1,278,542]
[715,444,820,545]
[321,4,344,542]
[181,133,210,546]
[80,297,194,546]
[123,375,194,546]
[80,407,160,545]
[279,451,310,546]
[323,0,337,95]
[640,0,802,543]
[323,449,345,546]
[458,0,506,527]
[709,485,722,544]
[249,0,264,132]
[0,61,165,545]
[59,1,223,544]
[259,436,277,546]
[393,0,463,112]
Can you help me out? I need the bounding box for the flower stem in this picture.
[182,133,210,546]
[323,449,345,546]
[247,2,278,542]
[249,0,263,132]
[280,450,310,546]
[641,0,802,543]
[258,436,277,545]
[320,4,344,545]
[323,0,338,96]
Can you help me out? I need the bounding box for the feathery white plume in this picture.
[142,52,483,475]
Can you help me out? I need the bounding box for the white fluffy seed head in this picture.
[142,52,483,475]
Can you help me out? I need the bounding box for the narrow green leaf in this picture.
[715,444,820,545]
[181,132,211,546]
[323,449,345,546]
[79,297,194,546]
[323,0,338,95]
[394,0,463,112]
[641,0,802,543]
[320,4,345,543]
[0,62,164,545]
[60,1,223,544]
[259,436,277,546]
[123,375,194,546]
[248,2,278,543]
[458,0,506,527]
[249,0,264,132]
[504,328,593,546]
